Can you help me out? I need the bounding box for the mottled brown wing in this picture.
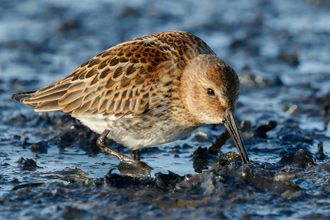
[17,31,215,118]
[20,36,176,119]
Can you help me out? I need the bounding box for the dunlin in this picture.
[12,31,249,168]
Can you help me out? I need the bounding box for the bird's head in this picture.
[181,54,249,163]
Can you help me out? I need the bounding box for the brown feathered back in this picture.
[11,31,215,118]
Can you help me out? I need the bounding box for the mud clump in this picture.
[104,172,155,189]
[155,171,184,189]
[12,183,44,192]
[104,170,183,190]
[254,120,277,137]
[179,153,302,196]
[18,157,40,171]
[192,146,215,173]
[279,149,315,168]
[316,142,326,160]
[31,141,49,153]
[61,206,85,220]
[277,52,299,66]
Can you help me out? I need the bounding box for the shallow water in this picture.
[1,0,330,219]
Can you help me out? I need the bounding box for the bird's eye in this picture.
[207,88,215,96]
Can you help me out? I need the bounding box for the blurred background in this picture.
[1,0,330,219]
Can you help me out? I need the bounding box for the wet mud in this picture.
[1,0,330,219]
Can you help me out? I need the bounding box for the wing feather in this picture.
[35,100,63,112]
[58,91,84,105]
[72,101,92,116]
[24,91,67,103]
[67,81,86,92]
[13,31,212,118]
[63,96,84,113]
[82,92,98,103]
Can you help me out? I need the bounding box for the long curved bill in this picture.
[223,109,249,164]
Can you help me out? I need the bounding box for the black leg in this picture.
[131,149,140,161]
[97,130,151,170]
[97,130,133,162]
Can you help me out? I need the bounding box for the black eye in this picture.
[207,88,215,96]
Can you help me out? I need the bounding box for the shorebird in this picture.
[12,31,249,169]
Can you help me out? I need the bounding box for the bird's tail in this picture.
[11,91,38,107]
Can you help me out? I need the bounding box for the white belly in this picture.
[77,115,196,150]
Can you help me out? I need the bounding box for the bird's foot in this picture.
[97,130,152,177]
[117,160,152,177]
